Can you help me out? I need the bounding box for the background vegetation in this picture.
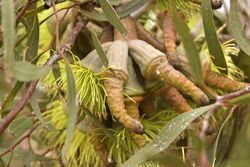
[1,0,250,166]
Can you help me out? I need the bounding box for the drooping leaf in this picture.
[98,0,127,35]
[116,0,147,17]
[227,109,250,166]
[25,11,40,62]
[90,30,108,67]
[149,152,190,167]
[0,149,56,162]
[156,0,199,17]
[12,61,50,82]
[121,104,215,167]
[211,109,233,167]
[0,158,6,167]
[81,107,114,139]
[236,51,250,82]
[1,0,16,71]
[79,0,146,21]
[61,63,78,159]
[108,0,123,6]
[0,82,24,112]
[173,12,204,86]
[8,116,33,137]
[229,93,250,105]
[30,91,48,128]
[201,0,227,74]
[229,0,250,56]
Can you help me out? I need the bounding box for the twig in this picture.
[217,86,250,104]
[134,20,165,52]
[200,107,218,139]
[0,126,36,158]
[197,86,250,167]
[200,85,250,156]
[0,21,85,134]
[39,4,77,25]
[52,0,61,50]
[16,0,37,23]
[159,11,177,64]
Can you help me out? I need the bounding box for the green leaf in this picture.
[0,158,6,166]
[229,0,250,56]
[228,110,250,166]
[229,93,250,105]
[116,0,147,17]
[81,107,114,139]
[30,91,48,128]
[61,63,78,159]
[79,0,146,21]
[1,0,16,68]
[12,61,50,82]
[25,12,40,62]
[211,109,233,167]
[98,0,127,35]
[0,82,24,112]
[201,0,227,74]
[236,51,250,82]
[108,0,123,6]
[0,149,56,162]
[120,104,215,167]
[90,30,108,67]
[150,152,190,167]
[8,116,33,137]
[173,12,204,86]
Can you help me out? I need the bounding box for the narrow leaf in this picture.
[121,104,215,167]
[211,109,233,167]
[173,12,204,86]
[108,0,123,6]
[0,82,24,112]
[0,158,6,166]
[1,0,16,69]
[116,0,147,18]
[98,0,127,35]
[229,0,250,56]
[201,0,227,73]
[12,61,50,82]
[61,63,78,159]
[8,116,33,137]
[229,93,250,105]
[79,0,146,21]
[90,30,108,67]
[30,91,48,128]
[0,149,56,162]
[228,111,250,166]
[81,107,114,139]
[25,12,40,61]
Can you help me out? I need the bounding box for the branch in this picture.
[197,86,250,167]
[16,0,37,23]
[52,0,61,50]
[0,21,85,134]
[0,126,37,158]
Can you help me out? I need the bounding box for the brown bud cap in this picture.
[155,85,192,113]
[147,56,209,105]
[124,57,144,96]
[102,70,144,134]
[81,42,112,72]
[128,39,165,77]
[125,96,146,148]
[203,63,248,92]
[106,40,129,76]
